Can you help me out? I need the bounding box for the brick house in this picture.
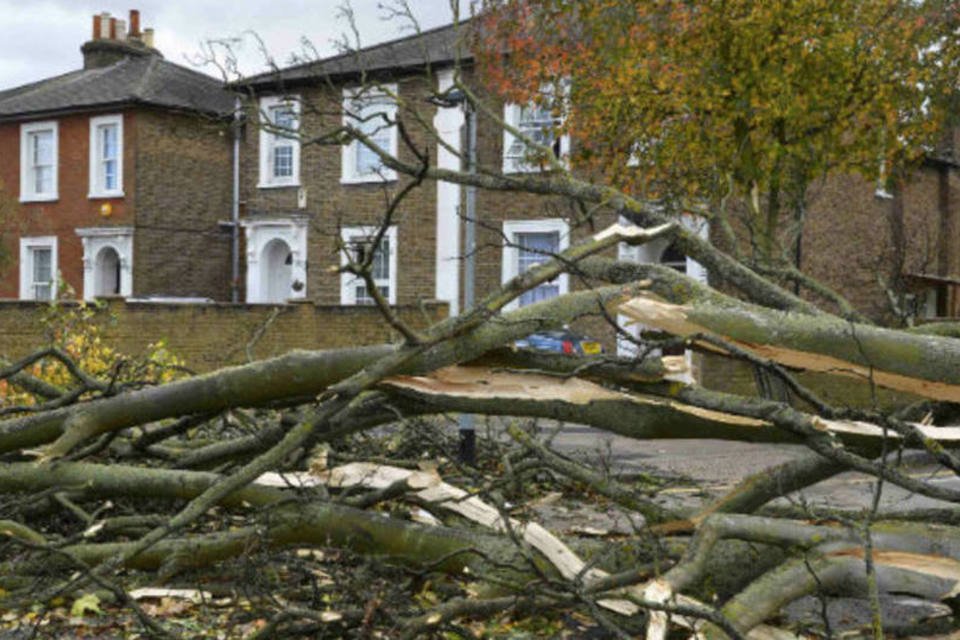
[0,10,235,303]
[235,21,710,341]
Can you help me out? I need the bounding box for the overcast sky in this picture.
[0,1,466,91]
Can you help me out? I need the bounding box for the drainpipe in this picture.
[459,98,478,464]
[231,96,241,303]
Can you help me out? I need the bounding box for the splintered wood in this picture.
[382,366,960,445]
[619,294,960,403]
[257,461,639,616]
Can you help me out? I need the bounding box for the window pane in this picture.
[32,131,52,166]
[516,231,560,307]
[104,159,117,190]
[356,145,382,175]
[350,99,393,176]
[517,231,559,273]
[520,283,559,307]
[355,284,372,304]
[34,166,50,194]
[101,125,117,160]
[272,106,295,134]
[33,248,51,282]
[35,283,52,301]
[372,237,389,280]
[31,247,53,300]
[273,146,293,177]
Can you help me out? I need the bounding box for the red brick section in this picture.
[0,111,136,298]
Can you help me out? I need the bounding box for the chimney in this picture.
[93,12,111,40]
[81,9,162,69]
[129,10,141,38]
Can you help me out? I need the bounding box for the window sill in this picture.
[20,194,58,203]
[340,173,397,185]
[257,181,301,190]
[88,191,125,199]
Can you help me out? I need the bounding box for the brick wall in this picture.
[0,298,447,372]
[0,111,136,298]
[133,108,233,300]
[799,167,951,321]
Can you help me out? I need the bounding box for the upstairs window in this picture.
[340,226,397,305]
[342,86,398,183]
[19,236,57,301]
[20,121,58,202]
[258,96,300,188]
[503,83,570,174]
[89,114,123,197]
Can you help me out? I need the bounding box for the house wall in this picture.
[468,78,621,344]
[241,69,620,340]
[0,298,447,372]
[701,160,960,396]
[133,108,233,299]
[0,110,136,298]
[241,73,441,306]
[800,168,951,321]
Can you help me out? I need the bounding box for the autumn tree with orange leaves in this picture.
[476,0,960,267]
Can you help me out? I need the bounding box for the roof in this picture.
[0,54,235,120]
[241,20,473,88]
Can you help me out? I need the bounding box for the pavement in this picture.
[539,425,958,634]
[547,424,960,514]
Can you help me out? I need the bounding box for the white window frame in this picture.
[88,114,124,198]
[502,83,570,174]
[257,95,301,189]
[501,219,569,310]
[341,85,398,184]
[339,225,398,305]
[19,236,58,301]
[20,121,58,202]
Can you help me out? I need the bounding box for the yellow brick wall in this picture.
[0,299,447,372]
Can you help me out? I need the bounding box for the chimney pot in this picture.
[116,19,126,40]
[129,10,141,37]
[142,28,155,49]
[109,17,117,39]
[96,12,111,40]
[92,15,100,40]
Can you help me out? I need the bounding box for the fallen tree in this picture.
[4,8,960,638]
[2,224,960,638]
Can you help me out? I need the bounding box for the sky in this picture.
[0,0,467,91]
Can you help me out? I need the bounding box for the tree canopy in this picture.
[476,0,960,258]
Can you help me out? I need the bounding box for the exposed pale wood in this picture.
[620,294,960,402]
[289,462,640,616]
[592,221,675,244]
[386,366,763,427]
[384,367,960,445]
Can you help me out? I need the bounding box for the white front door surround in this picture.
[243,217,308,303]
[76,227,133,301]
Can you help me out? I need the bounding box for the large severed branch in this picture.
[620,293,960,402]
